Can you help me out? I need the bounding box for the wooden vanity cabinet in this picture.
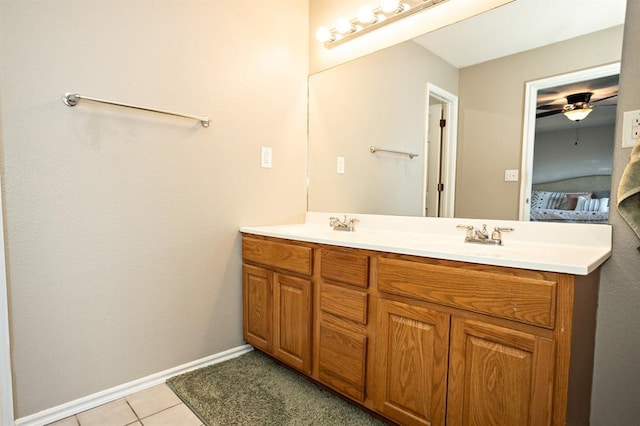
[241,235,600,426]
[242,236,313,374]
[373,254,597,426]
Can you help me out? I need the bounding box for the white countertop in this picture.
[240,212,613,275]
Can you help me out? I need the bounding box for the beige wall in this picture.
[0,0,308,418]
[591,0,640,423]
[456,25,623,219]
[308,40,458,216]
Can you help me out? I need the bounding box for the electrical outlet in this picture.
[504,169,519,182]
[337,156,345,174]
[622,110,640,148]
[261,147,272,168]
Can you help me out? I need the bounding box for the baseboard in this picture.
[14,344,253,426]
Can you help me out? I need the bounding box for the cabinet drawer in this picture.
[321,283,368,325]
[377,257,557,328]
[318,323,367,402]
[242,237,312,275]
[321,248,369,288]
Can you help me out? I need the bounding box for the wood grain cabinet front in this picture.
[372,299,451,426]
[242,264,272,353]
[241,235,600,426]
[242,236,313,374]
[273,273,312,373]
[446,318,554,426]
[316,248,370,402]
[318,322,367,401]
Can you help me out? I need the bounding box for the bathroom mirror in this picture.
[307,0,626,220]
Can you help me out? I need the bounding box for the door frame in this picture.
[424,83,458,217]
[519,62,621,220]
[0,183,13,424]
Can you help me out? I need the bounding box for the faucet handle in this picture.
[491,227,514,241]
[456,224,474,239]
[494,227,515,232]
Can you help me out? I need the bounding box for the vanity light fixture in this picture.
[316,0,450,48]
[563,106,593,122]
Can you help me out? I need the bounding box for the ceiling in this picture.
[414,0,627,69]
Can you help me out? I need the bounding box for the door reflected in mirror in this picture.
[524,66,618,225]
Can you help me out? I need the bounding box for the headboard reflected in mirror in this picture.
[308,0,626,221]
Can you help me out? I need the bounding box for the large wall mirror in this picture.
[308,0,626,221]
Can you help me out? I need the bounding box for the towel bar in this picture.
[63,93,211,128]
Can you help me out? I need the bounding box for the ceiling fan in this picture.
[536,91,618,121]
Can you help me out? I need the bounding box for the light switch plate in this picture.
[504,169,519,182]
[337,156,345,174]
[622,110,640,148]
[261,147,272,168]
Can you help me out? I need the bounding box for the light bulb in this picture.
[315,26,334,43]
[336,17,354,34]
[357,5,376,24]
[381,0,401,13]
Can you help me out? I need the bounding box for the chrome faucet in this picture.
[329,215,359,232]
[456,224,514,245]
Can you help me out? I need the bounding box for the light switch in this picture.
[261,147,272,168]
[337,156,345,174]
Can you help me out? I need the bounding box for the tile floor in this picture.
[47,384,202,426]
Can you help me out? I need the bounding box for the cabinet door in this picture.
[374,299,450,426]
[242,264,272,352]
[447,318,554,426]
[273,273,312,373]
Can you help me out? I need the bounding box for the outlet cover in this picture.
[504,169,519,182]
[261,147,272,168]
[337,156,345,174]
[622,110,640,148]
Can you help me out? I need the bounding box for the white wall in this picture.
[0,0,308,418]
[533,124,614,183]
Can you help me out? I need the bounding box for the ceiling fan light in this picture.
[564,107,592,122]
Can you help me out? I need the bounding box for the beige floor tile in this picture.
[140,404,202,426]
[126,384,182,419]
[47,416,79,426]
[76,398,138,426]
